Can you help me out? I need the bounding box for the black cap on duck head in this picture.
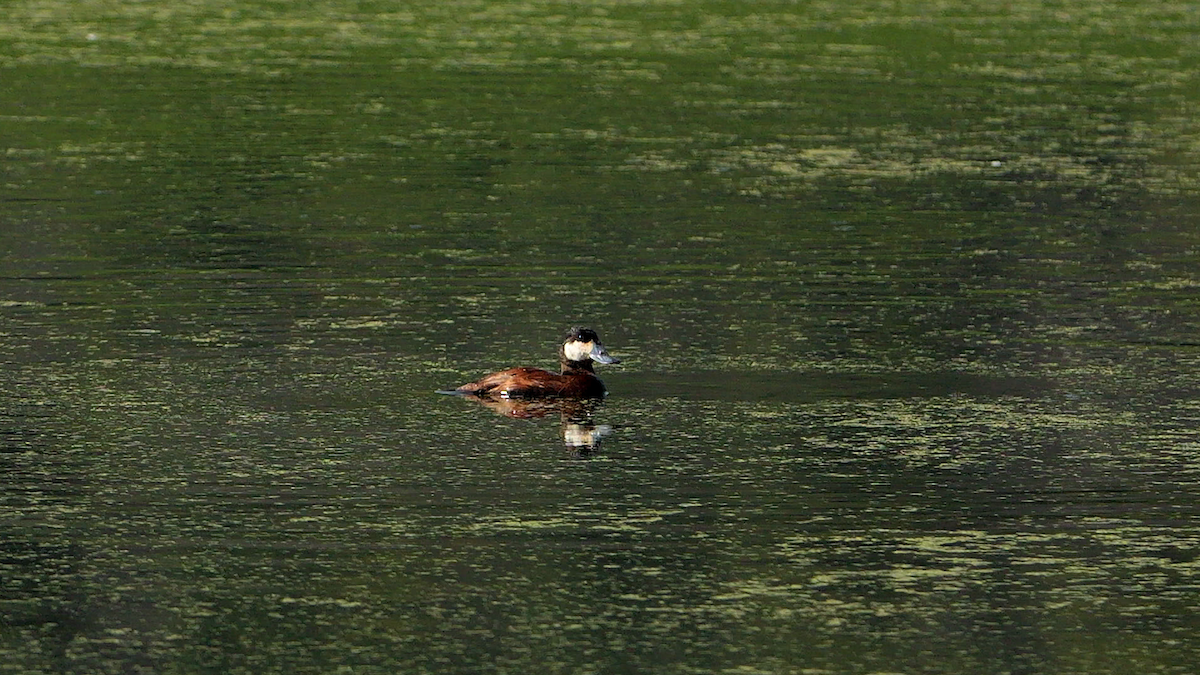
[561,326,620,365]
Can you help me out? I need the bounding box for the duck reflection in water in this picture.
[437,327,621,454]
[461,396,613,455]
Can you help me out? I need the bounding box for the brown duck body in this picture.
[453,364,608,399]
[441,327,620,400]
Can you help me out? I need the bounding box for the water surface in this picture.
[3,1,1200,673]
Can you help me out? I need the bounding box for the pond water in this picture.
[3,1,1200,673]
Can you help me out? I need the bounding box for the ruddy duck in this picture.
[438,327,621,399]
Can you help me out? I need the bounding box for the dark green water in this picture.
[3,2,1200,673]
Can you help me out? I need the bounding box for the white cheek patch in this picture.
[563,340,592,362]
